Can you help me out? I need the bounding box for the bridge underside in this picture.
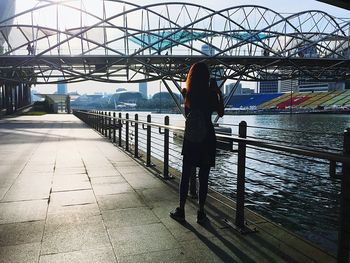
[1,55,350,84]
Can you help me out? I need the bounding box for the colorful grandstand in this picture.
[226,91,350,111]
[226,93,282,109]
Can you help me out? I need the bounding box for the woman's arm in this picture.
[210,79,224,117]
[216,90,224,117]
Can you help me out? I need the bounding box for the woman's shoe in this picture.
[170,207,185,223]
[197,210,208,224]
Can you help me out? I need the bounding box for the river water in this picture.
[125,112,350,254]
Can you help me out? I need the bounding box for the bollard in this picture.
[108,112,112,140]
[134,114,139,158]
[235,121,247,230]
[337,128,350,263]
[146,115,151,166]
[125,113,129,152]
[118,113,122,147]
[113,112,116,143]
[163,116,170,179]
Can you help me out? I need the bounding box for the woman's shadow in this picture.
[181,220,256,263]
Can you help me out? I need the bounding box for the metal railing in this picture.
[73,109,350,263]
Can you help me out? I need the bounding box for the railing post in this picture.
[98,111,102,133]
[118,113,122,147]
[235,121,247,230]
[104,112,108,137]
[330,160,337,178]
[100,111,103,134]
[125,113,129,152]
[163,116,170,179]
[146,114,151,167]
[134,114,139,158]
[93,111,96,130]
[337,128,350,263]
[113,112,116,143]
[108,112,112,140]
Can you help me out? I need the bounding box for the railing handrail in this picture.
[75,110,350,165]
[73,109,350,262]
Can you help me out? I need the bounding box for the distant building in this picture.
[57,81,67,95]
[139,82,147,99]
[110,91,143,105]
[258,73,279,93]
[225,83,242,96]
[279,79,299,93]
[259,80,279,93]
[115,88,126,93]
[201,44,215,56]
[298,80,329,92]
[279,79,347,93]
[152,92,181,101]
[242,88,254,94]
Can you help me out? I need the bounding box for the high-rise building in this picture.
[57,81,67,95]
[139,82,147,99]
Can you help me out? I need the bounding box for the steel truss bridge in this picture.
[1,0,350,88]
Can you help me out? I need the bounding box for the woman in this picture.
[170,62,224,224]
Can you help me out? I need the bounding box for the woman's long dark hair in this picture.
[184,62,210,108]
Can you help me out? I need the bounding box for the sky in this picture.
[18,0,350,95]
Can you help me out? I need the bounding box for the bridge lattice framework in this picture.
[1,0,350,89]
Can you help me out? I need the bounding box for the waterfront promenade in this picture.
[0,114,336,263]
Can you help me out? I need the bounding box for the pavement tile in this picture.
[49,189,96,208]
[102,207,160,228]
[119,248,193,263]
[116,165,149,175]
[96,192,145,211]
[39,247,117,263]
[0,200,48,224]
[3,185,51,202]
[87,169,121,178]
[0,242,41,263]
[137,187,178,203]
[108,223,180,257]
[93,183,134,196]
[54,167,86,175]
[160,216,216,242]
[148,200,180,219]
[121,173,165,189]
[52,175,91,192]
[90,176,125,185]
[179,234,259,263]
[0,221,45,247]
[44,213,103,232]
[41,215,110,255]
[111,161,140,167]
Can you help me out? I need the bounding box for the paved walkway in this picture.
[0,114,335,263]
